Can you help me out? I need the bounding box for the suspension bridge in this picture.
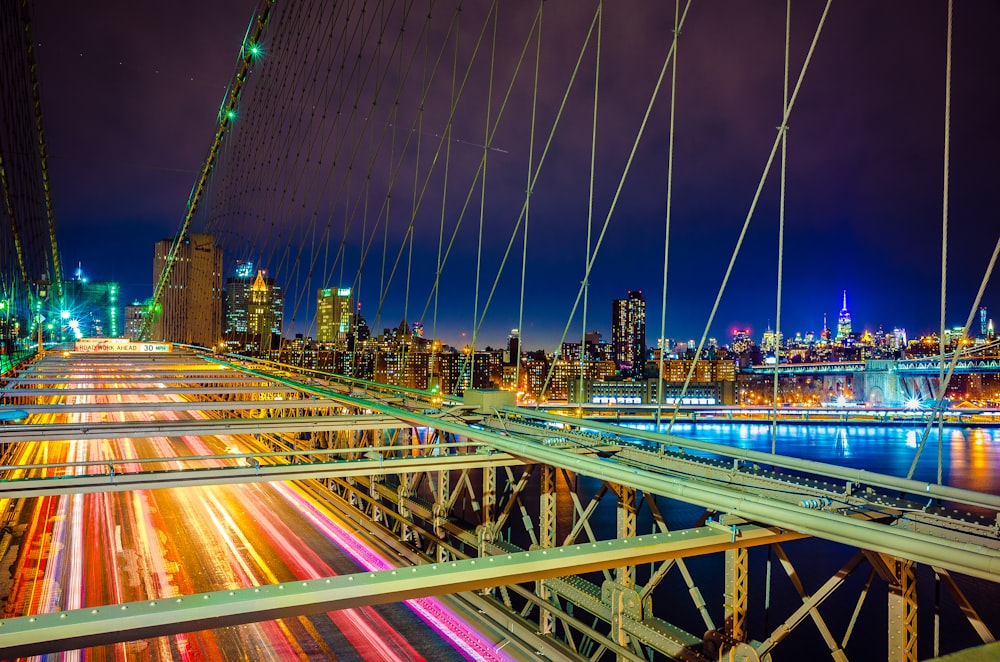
[1,1,999,660]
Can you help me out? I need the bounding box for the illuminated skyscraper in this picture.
[247,270,280,352]
[316,287,353,344]
[151,233,222,346]
[612,290,646,378]
[224,262,283,338]
[836,290,852,342]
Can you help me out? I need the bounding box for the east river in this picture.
[609,419,1000,659]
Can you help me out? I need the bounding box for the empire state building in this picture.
[836,290,852,341]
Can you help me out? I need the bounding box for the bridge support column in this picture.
[885,555,917,662]
[724,547,749,645]
[613,484,636,588]
[537,463,556,635]
[479,464,496,555]
[433,431,451,563]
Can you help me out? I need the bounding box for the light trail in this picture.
[273,481,516,662]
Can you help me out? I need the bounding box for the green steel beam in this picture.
[0,525,796,658]
[0,449,520,499]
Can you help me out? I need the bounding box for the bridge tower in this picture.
[859,359,901,407]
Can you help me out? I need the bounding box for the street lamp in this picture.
[34,279,49,356]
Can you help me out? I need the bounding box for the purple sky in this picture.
[33,2,1000,350]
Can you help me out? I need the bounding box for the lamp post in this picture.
[34,278,49,356]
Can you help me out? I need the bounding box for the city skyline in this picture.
[28,2,1000,352]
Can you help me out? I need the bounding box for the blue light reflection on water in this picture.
[616,421,1000,496]
[583,421,1000,657]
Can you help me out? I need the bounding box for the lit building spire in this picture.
[836,289,852,342]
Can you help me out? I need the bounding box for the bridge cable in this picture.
[766,0,793,640]
[431,11,463,385]
[465,4,500,389]
[538,1,693,402]
[579,3,601,405]
[357,3,493,331]
[770,1,792,455]
[21,0,62,300]
[906,1,954,483]
[414,3,539,328]
[936,0,953,486]
[515,2,544,401]
[664,1,832,434]
[139,0,276,341]
[905,243,1000,479]
[654,0,680,432]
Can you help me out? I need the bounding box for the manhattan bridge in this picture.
[1,1,999,660]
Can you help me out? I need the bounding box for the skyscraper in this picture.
[612,290,646,378]
[223,261,255,335]
[836,290,852,342]
[224,262,283,337]
[316,287,353,344]
[247,270,280,352]
[151,233,222,347]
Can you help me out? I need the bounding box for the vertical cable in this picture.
[433,8,461,387]
[771,0,790,454]
[581,3,602,404]
[517,1,544,403]
[655,0,680,433]
[468,3,499,391]
[936,0,953,485]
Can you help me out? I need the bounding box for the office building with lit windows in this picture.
[316,287,353,345]
[151,233,223,347]
[612,290,646,378]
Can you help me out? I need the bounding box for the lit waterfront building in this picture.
[612,290,646,378]
[836,290,852,342]
[151,233,222,346]
[316,287,353,345]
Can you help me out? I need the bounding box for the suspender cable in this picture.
[771,0,791,454]
[516,2,544,403]
[580,3,602,404]
[466,4,500,390]
[415,3,538,328]
[539,1,692,402]
[461,2,605,402]
[21,0,61,299]
[654,0,681,432]
[432,12,461,384]
[139,0,276,341]
[666,1,831,434]
[906,234,1000,480]
[937,0,953,485]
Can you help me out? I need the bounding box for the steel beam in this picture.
[0,525,794,658]
[0,452,522,498]
[0,414,408,442]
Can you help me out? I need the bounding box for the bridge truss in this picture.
[0,351,996,661]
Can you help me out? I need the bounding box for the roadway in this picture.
[0,355,514,661]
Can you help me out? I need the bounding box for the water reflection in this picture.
[619,420,1000,496]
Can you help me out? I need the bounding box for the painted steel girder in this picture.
[0,524,800,658]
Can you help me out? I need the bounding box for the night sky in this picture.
[32,1,1000,350]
